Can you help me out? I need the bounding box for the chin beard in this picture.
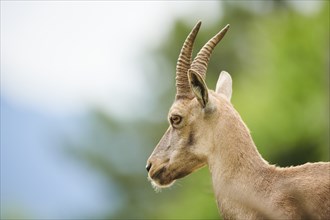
[148,176,175,192]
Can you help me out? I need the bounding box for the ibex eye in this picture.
[171,115,182,125]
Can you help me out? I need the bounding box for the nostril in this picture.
[146,163,152,172]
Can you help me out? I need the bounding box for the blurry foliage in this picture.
[66,1,329,219]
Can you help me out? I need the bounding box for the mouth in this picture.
[148,166,175,190]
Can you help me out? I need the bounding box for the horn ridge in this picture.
[175,21,202,100]
[190,24,230,79]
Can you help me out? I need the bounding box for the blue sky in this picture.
[1,97,114,218]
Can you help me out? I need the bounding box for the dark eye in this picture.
[170,115,182,126]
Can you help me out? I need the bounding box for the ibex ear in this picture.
[188,69,209,108]
[216,71,232,101]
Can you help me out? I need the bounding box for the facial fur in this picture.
[147,95,223,189]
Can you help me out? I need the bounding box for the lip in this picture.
[150,166,166,180]
[148,166,175,188]
[148,176,175,190]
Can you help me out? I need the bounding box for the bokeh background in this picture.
[1,1,329,219]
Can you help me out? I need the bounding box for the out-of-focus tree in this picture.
[65,1,329,219]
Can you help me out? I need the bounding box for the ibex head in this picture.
[146,21,231,189]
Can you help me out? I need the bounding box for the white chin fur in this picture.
[148,177,175,192]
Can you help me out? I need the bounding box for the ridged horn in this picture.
[175,21,201,100]
[190,24,230,79]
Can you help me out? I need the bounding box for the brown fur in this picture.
[146,22,330,219]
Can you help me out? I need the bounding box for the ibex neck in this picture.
[208,106,269,214]
[208,107,267,171]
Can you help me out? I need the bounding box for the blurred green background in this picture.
[1,1,329,219]
[67,2,329,219]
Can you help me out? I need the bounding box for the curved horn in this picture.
[190,24,230,79]
[175,21,201,100]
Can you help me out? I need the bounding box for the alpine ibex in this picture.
[146,21,330,219]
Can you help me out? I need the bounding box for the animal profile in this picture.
[146,21,330,219]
